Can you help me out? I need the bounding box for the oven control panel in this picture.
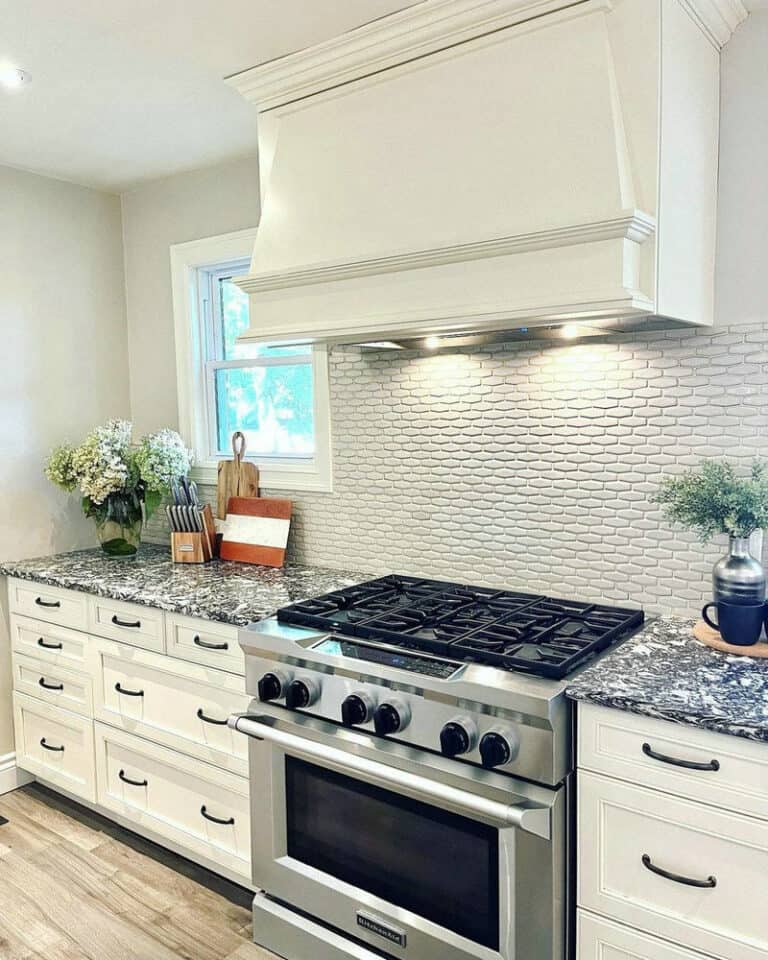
[250,660,535,774]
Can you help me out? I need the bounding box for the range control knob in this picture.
[439,718,478,758]
[257,670,291,703]
[479,730,519,769]
[285,677,321,710]
[341,692,375,726]
[373,699,411,736]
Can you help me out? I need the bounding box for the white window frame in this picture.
[171,228,332,492]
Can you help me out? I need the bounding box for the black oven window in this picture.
[285,757,499,950]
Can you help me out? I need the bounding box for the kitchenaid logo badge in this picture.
[357,911,406,947]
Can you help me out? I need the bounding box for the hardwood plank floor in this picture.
[0,785,278,960]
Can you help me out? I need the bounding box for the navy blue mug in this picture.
[702,600,764,646]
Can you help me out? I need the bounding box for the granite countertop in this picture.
[0,544,366,627]
[567,617,768,743]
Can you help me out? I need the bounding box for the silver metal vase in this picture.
[712,535,766,605]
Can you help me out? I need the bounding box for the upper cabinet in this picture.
[228,0,748,345]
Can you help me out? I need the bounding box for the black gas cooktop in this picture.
[277,575,644,680]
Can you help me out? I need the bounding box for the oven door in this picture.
[231,709,567,960]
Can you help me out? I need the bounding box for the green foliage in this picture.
[652,460,768,541]
[45,421,193,520]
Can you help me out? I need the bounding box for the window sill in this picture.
[190,462,332,494]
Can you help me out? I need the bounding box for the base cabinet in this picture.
[8,578,251,887]
[94,723,251,880]
[577,703,768,960]
[578,912,712,960]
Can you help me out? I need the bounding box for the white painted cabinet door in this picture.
[578,911,715,960]
[94,723,250,880]
[579,770,768,960]
[90,637,249,775]
[13,692,95,801]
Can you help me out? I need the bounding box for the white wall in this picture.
[0,163,129,753]
[120,155,260,437]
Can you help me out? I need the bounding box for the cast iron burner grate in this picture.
[278,576,644,680]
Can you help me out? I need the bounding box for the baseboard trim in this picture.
[0,752,34,795]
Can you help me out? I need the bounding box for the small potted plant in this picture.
[653,459,768,604]
[46,420,193,558]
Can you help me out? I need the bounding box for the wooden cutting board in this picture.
[217,432,260,519]
[219,496,292,567]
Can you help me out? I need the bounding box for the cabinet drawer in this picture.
[166,614,242,675]
[94,723,250,879]
[578,911,713,960]
[579,702,768,821]
[8,579,88,631]
[13,692,95,801]
[578,770,768,960]
[90,638,249,774]
[11,615,88,667]
[88,596,165,652]
[12,653,92,717]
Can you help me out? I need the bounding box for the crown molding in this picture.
[235,211,655,295]
[680,0,749,49]
[226,0,611,112]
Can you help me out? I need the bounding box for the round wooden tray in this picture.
[693,620,768,657]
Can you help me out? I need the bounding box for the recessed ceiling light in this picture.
[561,324,580,339]
[0,67,30,90]
[424,335,441,350]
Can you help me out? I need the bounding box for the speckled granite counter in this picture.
[567,617,768,743]
[0,545,366,627]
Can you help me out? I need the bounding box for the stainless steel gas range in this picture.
[229,575,643,960]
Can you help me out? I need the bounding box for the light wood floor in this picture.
[0,784,280,960]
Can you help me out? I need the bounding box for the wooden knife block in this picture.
[170,504,216,564]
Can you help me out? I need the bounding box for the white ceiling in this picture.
[0,0,415,193]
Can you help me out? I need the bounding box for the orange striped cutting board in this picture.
[218,496,292,567]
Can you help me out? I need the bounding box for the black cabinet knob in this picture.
[341,694,372,726]
[479,732,512,769]
[257,672,284,702]
[440,722,471,757]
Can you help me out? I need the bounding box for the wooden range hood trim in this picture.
[234,210,656,295]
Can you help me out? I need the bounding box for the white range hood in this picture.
[228,0,747,345]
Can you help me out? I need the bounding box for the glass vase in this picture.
[94,491,144,559]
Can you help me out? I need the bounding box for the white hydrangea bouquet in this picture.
[46,419,193,558]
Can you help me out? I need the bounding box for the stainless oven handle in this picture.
[229,713,551,840]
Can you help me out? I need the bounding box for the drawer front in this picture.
[88,596,165,652]
[166,614,242,674]
[579,702,768,821]
[11,615,88,667]
[90,638,249,775]
[94,723,250,879]
[578,770,768,960]
[12,653,92,717]
[8,579,88,631]
[13,692,95,801]
[578,911,713,960]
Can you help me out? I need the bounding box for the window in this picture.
[171,229,332,492]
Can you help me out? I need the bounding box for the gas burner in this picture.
[277,577,643,680]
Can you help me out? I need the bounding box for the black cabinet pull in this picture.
[38,637,63,650]
[115,682,144,697]
[197,708,228,726]
[35,597,61,609]
[200,805,234,826]
[193,635,229,651]
[642,742,720,772]
[39,678,64,691]
[642,854,716,889]
[112,615,141,629]
[40,738,64,752]
[118,769,148,787]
